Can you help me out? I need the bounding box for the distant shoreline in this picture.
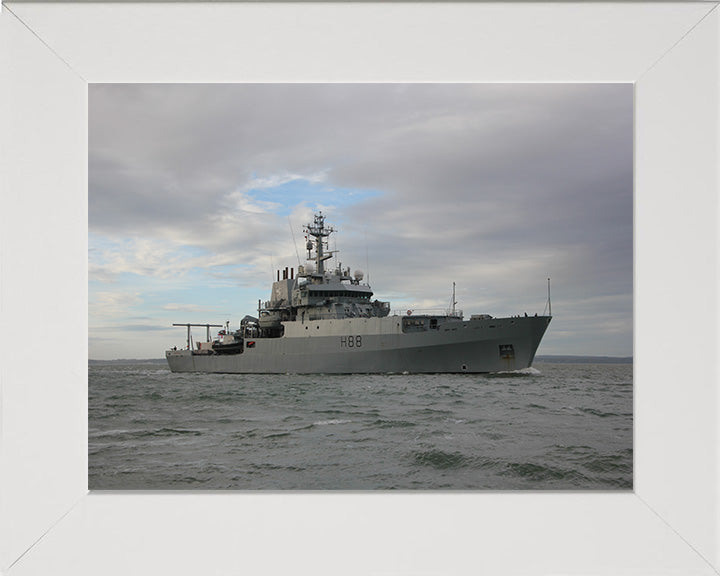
[89,355,633,365]
[535,355,632,364]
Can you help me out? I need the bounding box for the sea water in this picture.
[89,361,632,490]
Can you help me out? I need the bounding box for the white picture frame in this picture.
[1,2,718,574]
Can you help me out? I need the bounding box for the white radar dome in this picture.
[354,270,364,281]
[305,263,315,274]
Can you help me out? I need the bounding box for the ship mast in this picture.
[543,277,552,316]
[304,211,335,276]
[452,282,457,316]
[548,277,552,316]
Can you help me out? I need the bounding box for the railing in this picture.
[391,308,464,317]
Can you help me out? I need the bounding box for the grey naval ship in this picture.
[166,212,551,373]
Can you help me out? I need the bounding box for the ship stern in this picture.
[165,349,194,372]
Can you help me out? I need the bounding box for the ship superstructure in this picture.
[255,212,391,338]
[166,212,551,373]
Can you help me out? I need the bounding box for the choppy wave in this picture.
[502,461,589,483]
[412,449,470,470]
[89,362,633,490]
[373,419,416,428]
[493,366,542,376]
[264,431,291,439]
[313,419,352,426]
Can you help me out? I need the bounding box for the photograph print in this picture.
[89,83,632,490]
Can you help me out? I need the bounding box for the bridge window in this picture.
[308,290,371,299]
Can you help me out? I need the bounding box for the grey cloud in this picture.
[90,83,632,356]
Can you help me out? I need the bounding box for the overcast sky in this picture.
[89,83,632,360]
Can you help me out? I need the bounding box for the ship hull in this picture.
[166,315,551,374]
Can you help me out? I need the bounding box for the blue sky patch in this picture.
[246,177,382,216]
